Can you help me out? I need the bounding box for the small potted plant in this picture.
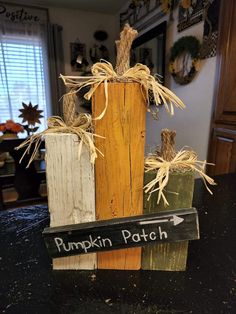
[0,120,24,166]
[0,120,24,139]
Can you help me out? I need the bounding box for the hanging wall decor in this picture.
[200,0,220,59]
[0,2,48,24]
[89,44,109,63]
[160,0,172,14]
[120,0,164,31]
[19,102,44,136]
[169,36,201,85]
[160,0,179,21]
[90,30,110,64]
[178,0,204,32]
[70,42,89,73]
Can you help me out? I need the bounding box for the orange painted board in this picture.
[92,82,146,270]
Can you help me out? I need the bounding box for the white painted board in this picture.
[45,133,97,270]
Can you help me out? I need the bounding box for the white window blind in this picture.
[0,33,49,131]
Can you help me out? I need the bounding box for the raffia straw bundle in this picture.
[63,92,78,125]
[61,61,185,120]
[144,129,216,207]
[16,114,104,168]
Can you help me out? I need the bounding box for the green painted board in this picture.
[142,170,195,271]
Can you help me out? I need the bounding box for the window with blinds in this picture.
[0,33,49,132]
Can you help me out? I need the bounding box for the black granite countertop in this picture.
[0,173,236,314]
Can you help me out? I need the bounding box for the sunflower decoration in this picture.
[160,0,172,13]
[19,102,44,136]
[160,0,178,20]
[180,0,197,18]
[180,0,192,9]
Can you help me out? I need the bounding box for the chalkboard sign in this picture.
[43,208,199,258]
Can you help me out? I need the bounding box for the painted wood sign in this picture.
[43,208,199,259]
[93,82,146,270]
[45,133,97,270]
[92,82,146,270]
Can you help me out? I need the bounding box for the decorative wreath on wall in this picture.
[169,36,201,85]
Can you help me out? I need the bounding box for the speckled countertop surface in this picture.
[0,173,236,314]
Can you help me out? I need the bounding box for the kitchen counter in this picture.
[0,173,235,313]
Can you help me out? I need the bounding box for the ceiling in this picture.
[6,0,129,14]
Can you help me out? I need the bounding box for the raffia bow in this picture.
[60,61,185,120]
[16,114,103,168]
[144,149,216,207]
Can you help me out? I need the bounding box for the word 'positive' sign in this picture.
[43,208,199,258]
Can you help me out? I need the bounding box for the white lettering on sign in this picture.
[121,227,168,244]
[158,226,168,240]
[53,226,169,254]
[54,235,112,253]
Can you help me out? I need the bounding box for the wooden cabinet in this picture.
[214,0,236,125]
[208,128,236,176]
[208,0,236,175]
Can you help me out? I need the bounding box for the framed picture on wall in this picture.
[139,48,154,73]
[178,0,204,32]
[70,42,88,72]
[132,21,166,81]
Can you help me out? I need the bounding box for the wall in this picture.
[142,9,217,161]
[49,7,118,75]
[50,5,216,161]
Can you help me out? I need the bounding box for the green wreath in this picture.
[169,36,201,85]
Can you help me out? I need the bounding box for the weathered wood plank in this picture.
[142,171,195,271]
[43,208,199,258]
[45,133,97,270]
[92,82,146,270]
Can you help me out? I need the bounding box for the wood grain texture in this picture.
[93,83,146,270]
[142,171,195,271]
[45,134,97,270]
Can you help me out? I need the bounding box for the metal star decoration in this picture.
[19,102,44,126]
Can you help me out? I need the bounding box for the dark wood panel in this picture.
[208,0,236,176]
[214,137,233,175]
[43,208,199,259]
[214,0,236,124]
[208,128,236,175]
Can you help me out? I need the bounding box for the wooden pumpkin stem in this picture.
[161,128,176,161]
[63,90,78,126]
[116,24,138,76]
